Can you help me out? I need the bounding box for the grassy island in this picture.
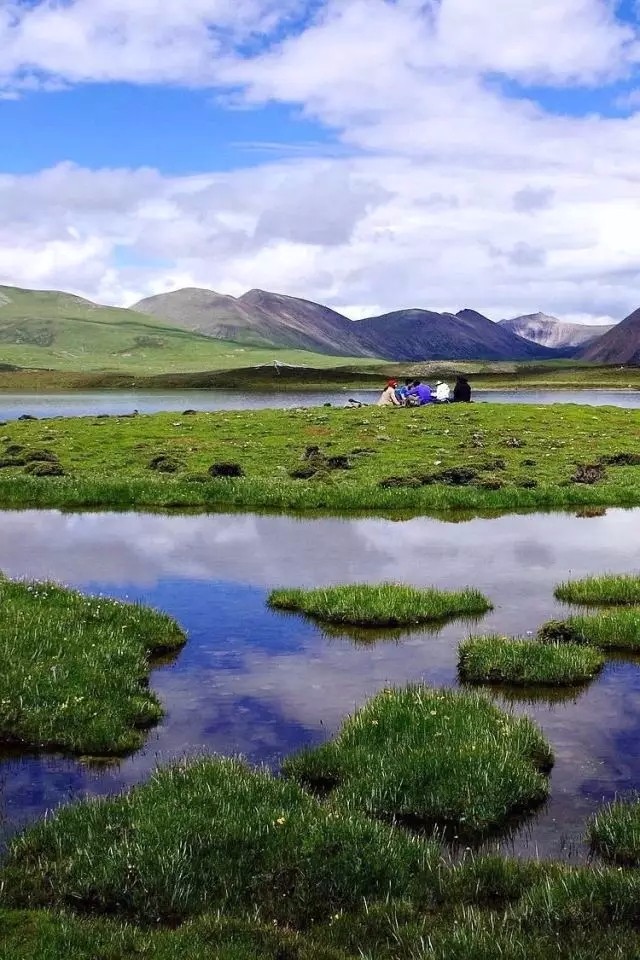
[459,635,605,687]
[268,583,492,627]
[538,610,640,651]
[283,686,553,837]
[0,577,186,755]
[0,403,639,513]
[555,574,640,606]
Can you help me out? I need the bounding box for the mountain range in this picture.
[0,281,638,369]
[132,289,568,362]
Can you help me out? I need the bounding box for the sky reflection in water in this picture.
[1,506,640,862]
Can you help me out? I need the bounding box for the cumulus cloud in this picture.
[1,0,640,321]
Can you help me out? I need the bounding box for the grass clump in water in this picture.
[1,756,436,926]
[458,635,604,687]
[587,798,640,865]
[283,685,553,838]
[0,576,185,755]
[268,583,492,627]
[538,609,640,651]
[555,573,640,606]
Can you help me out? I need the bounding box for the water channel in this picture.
[1,506,640,863]
[1,388,639,420]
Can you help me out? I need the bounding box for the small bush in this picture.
[283,685,553,837]
[571,463,606,485]
[538,610,640,651]
[555,574,640,607]
[209,462,245,478]
[22,450,60,463]
[459,636,604,687]
[23,461,65,477]
[600,452,640,467]
[268,583,493,627]
[588,798,640,865]
[148,455,180,474]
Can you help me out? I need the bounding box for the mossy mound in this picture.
[283,686,553,837]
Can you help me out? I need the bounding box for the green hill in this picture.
[0,285,373,374]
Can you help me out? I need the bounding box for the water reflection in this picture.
[0,387,639,421]
[0,507,640,862]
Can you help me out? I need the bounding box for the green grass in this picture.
[283,686,553,837]
[0,284,376,375]
[0,910,351,960]
[555,574,640,606]
[0,576,185,755]
[588,799,640,865]
[538,610,640,651]
[268,583,492,627]
[458,635,604,687]
[1,756,436,926]
[0,403,640,513]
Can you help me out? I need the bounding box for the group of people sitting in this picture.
[377,376,472,407]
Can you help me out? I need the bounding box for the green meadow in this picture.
[0,402,639,513]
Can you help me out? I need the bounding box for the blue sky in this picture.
[0,0,639,322]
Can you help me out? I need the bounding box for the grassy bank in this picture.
[588,799,640,865]
[538,610,640,651]
[283,686,552,837]
[268,584,492,626]
[0,403,639,513]
[0,360,639,393]
[1,756,435,925]
[0,577,185,755]
[7,755,640,959]
[555,574,640,606]
[458,635,604,687]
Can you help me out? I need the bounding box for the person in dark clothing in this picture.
[453,376,472,403]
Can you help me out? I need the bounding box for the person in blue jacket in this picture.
[407,380,434,405]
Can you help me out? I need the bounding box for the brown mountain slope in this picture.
[355,308,558,361]
[131,288,376,357]
[578,308,640,363]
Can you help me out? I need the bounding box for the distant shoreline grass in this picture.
[0,577,185,755]
[555,574,640,606]
[268,584,492,627]
[458,635,605,687]
[0,404,639,514]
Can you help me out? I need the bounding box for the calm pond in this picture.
[0,388,639,420]
[1,507,640,862]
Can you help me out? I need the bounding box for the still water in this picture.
[0,388,639,420]
[1,508,640,861]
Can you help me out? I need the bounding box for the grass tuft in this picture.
[283,685,553,837]
[538,609,640,651]
[588,798,640,865]
[555,573,640,606]
[268,583,492,627]
[458,635,604,687]
[0,576,185,755]
[1,756,437,926]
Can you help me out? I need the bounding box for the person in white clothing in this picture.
[434,381,451,403]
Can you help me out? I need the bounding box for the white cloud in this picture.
[1,0,640,321]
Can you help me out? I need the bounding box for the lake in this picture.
[0,388,639,420]
[1,506,640,862]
